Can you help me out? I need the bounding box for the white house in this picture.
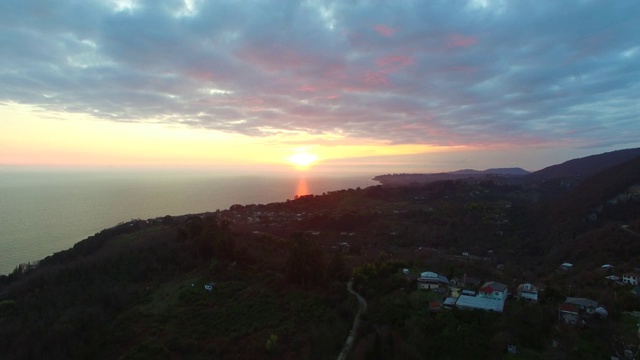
[417,271,449,290]
[623,272,640,286]
[517,283,539,303]
[558,263,573,271]
[565,297,598,314]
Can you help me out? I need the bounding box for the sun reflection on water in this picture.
[295,177,309,198]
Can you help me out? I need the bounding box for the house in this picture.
[417,271,449,290]
[623,272,640,286]
[605,275,621,282]
[204,282,215,291]
[451,281,508,313]
[558,262,573,271]
[478,281,508,301]
[443,297,458,310]
[517,283,539,303]
[565,297,598,314]
[455,294,505,312]
[558,303,579,324]
[595,306,608,318]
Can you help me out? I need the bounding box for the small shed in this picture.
[558,262,573,271]
[595,306,608,318]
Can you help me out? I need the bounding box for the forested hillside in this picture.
[1,151,640,359]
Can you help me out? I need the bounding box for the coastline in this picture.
[0,173,376,275]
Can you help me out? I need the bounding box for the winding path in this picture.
[337,279,367,360]
[622,225,640,237]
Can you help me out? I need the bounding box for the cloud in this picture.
[374,24,396,37]
[0,0,639,150]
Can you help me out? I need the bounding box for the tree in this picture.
[161,215,173,226]
[266,334,278,354]
[0,299,16,318]
[189,216,235,260]
[327,252,347,281]
[286,233,326,288]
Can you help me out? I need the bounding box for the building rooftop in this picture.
[565,297,598,309]
[558,303,579,314]
[444,297,458,306]
[455,295,505,312]
[419,271,449,284]
[517,283,538,293]
[480,281,508,293]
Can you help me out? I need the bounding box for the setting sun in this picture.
[288,152,318,168]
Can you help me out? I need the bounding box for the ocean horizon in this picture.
[0,169,377,275]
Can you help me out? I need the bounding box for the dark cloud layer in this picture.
[1,0,639,148]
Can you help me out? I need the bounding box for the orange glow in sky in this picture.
[2,2,639,175]
[288,151,318,170]
[0,103,456,174]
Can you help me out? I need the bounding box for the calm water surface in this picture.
[0,170,376,274]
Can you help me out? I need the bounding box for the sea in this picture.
[0,169,377,275]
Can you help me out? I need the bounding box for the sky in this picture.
[1,0,639,175]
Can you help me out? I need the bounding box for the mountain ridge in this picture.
[373,147,640,186]
[449,167,530,175]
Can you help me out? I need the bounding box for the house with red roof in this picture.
[478,281,508,301]
[558,303,579,324]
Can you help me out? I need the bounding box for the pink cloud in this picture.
[376,55,413,73]
[446,34,478,48]
[237,45,307,73]
[363,71,388,85]
[297,85,317,92]
[374,24,396,37]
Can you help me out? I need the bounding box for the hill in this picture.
[530,147,640,181]
[373,168,529,186]
[374,148,640,187]
[550,155,640,221]
[450,168,530,176]
[1,148,640,359]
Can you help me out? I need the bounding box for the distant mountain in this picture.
[373,167,529,186]
[450,168,530,176]
[531,147,640,181]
